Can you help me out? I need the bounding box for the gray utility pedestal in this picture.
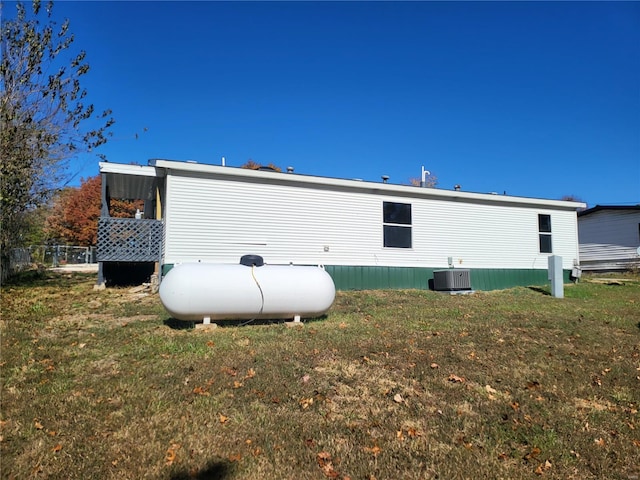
[548,255,564,298]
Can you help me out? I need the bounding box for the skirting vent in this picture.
[433,269,472,291]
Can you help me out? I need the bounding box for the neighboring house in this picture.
[578,205,640,271]
[97,159,585,290]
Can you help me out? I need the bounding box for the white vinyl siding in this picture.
[163,172,580,271]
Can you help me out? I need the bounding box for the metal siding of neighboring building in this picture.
[163,172,581,271]
[578,209,640,270]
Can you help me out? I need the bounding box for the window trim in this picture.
[538,214,552,253]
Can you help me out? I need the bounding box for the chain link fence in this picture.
[1,246,97,284]
[28,245,97,266]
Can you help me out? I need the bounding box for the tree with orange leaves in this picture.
[45,175,142,246]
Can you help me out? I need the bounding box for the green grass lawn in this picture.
[1,271,639,479]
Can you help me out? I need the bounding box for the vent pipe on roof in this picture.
[381,175,389,183]
[420,166,431,187]
[454,184,461,191]
[287,166,294,173]
[221,157,226,167]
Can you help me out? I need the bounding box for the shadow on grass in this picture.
[163,314,328,330]
[528,286,551,296]
[169,459,234,480]
[164,318,197,330]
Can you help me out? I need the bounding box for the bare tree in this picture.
[0,0,114,273]
[240,159,282,172]
[408,174,438,188]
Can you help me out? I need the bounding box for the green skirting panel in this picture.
[324,265,571,291]
[161,263,569,292]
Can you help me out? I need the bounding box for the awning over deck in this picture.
[99,163,161,200]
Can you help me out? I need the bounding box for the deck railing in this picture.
[97,218,163,262]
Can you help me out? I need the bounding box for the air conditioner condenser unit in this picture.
[433,269,472,291]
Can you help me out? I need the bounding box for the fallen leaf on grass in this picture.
[393,394,404,404]
[228,453,241,462]
[364,445,382,457]
[448,374,465,383]
[317,451,340,478]
[219,414,229,424]
[300,398,314,409]
[430,363,439,369]
[233,381,244,389]
[534,460,552,475]
[165,443,180,465]
[192,386,210,396]
[594,437,605,447]
[206,341,215,348]
[34,420,44,430]
[52,444,62,453]
[524,447,541,461]
[245,368,256,379]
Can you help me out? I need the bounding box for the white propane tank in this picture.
[159,261,336,321]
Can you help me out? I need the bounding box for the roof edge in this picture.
[104,159,586,210]
[578,204,640,216]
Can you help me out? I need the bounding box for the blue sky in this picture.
[6,1,640,206]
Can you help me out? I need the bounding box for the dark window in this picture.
[384,226,412,248]
[383,202,412,248]
[384,202,412,225]
[538,214,552,253]
[539,234,552,253]
[538,214,551,233]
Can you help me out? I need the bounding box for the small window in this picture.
[384,202,412,225]
[539,214,551,233]
[383,202,412,248]
[538,214,552,253]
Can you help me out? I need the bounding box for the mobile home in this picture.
[578,205,640,271]
[97,159,585,290]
